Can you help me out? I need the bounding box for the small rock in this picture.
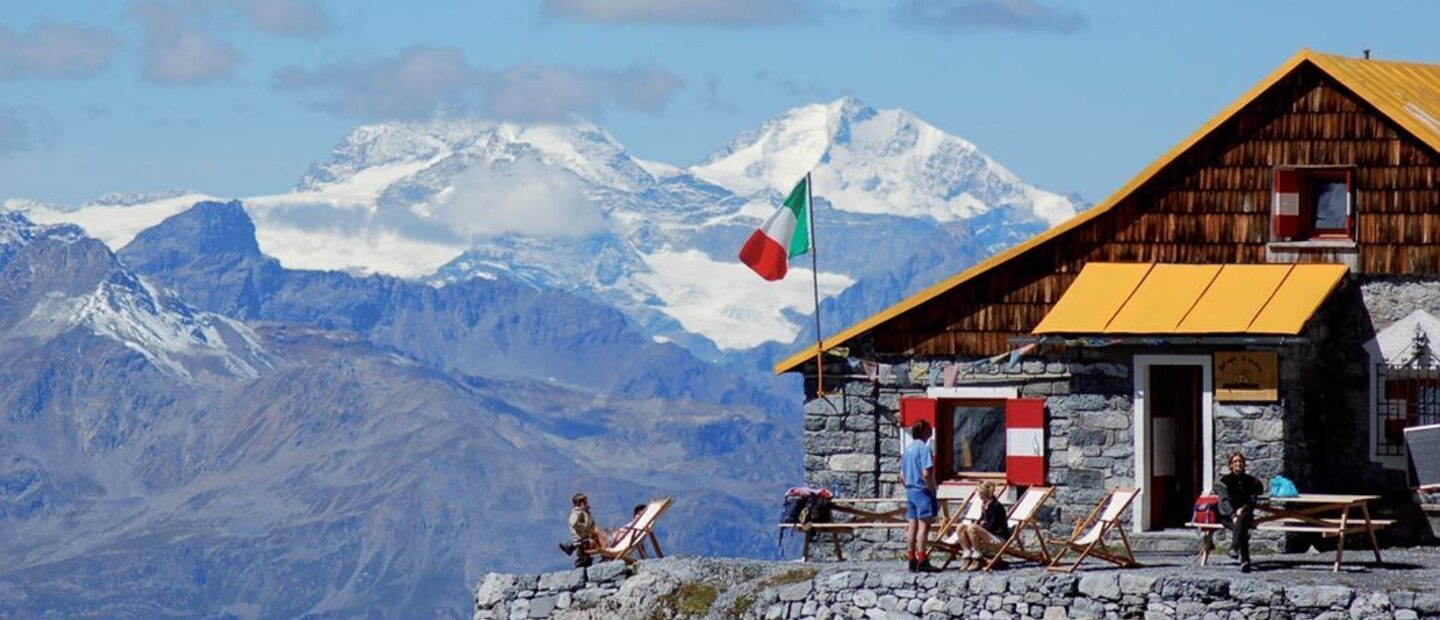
[586,561,628,583]
[922,597,946,614]
[528,596,555,618]
[1395,611,1419,620]
[854,590,879,608]
[877,594,899,611]
[1284,585,1353,610]
[1042,605,1068,620]
[556,592,571,609]
[1118,574,1156,595]
[538,568,585,592]
[780,581,814,602]
[477,574,517,608]
[1078,574,1120,601]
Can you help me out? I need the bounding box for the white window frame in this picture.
[1132,355,1214,533]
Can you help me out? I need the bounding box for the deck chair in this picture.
[1046,487,1140,572]
[595,497,673,564]
[981,486,1055,570]
[928,487,985,569]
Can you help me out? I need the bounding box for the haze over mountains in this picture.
[0,98,1079,617]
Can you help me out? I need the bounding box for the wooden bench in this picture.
[1186,495,1395,572]
[779,498,909,561]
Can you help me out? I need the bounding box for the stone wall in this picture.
[473,558,1440,619]
[800,348,1301,559]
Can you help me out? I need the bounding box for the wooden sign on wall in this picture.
[1214,351,1278,402]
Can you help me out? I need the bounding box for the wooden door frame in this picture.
[1132,355,1214,532]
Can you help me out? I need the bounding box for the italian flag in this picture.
[738,177,811,281]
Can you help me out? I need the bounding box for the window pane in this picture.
[952,405,1005,473]
[1313,180,1348,230]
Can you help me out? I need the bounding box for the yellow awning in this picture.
[1031,263,1349,336]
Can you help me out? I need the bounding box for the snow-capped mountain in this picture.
[693,97,1076,252]
[0,212,266,382]
[7,98,1080,355]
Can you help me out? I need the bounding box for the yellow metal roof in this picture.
[1175,265,1293,333]
[1030,263,1348,336]
[1030,263,1153,334]
[1105,264,1223,333]
[1246,263,1351,334]
[775,49,1440,374]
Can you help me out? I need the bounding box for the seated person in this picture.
[608,504,648,547]
[1217,451,1264,573]
[953,481,1009,570]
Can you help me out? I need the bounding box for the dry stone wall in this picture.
[473,558,1440,619]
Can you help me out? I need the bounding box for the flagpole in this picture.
[806,171,824,397]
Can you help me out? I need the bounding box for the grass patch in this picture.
[726,593,758,618]
[652,582,721,619]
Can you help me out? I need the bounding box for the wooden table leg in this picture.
[802,530,812,563]
[832,532,844,561]
[1361,502,1382,564]
[1334,506,1349,573]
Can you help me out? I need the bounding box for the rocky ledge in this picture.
[475,549,1440,619]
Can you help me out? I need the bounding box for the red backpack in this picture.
[1192,495,1220,525]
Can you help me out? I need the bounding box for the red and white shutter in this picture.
[898,397,937,429]
[1272,168,1301,240]
[1004,398,1046,486]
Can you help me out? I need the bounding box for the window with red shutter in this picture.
[1272,167,1353,241]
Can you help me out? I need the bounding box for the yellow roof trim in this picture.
[775,49,1440,374]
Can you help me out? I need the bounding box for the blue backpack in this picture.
[1269,475,1299,498]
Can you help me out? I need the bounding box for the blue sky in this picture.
[1,0,1438,204]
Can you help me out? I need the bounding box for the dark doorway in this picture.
[1148,365,1203,529]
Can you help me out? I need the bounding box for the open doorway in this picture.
[1133,355,1214,531]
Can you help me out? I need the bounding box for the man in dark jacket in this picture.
[1217,452,1265,572]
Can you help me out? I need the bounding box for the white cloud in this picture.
[0,22,120,80]
[891,0,1088,34]
[129,0,242,84]
[274,47,683,122]
[244,0,332,37]
[544,0,814,26]
[429,159,607,240]
[273,47,482,118]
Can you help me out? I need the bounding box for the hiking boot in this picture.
[559,542,577,556]
[1239,561,1252,573]
[907,558,917,573]
[916,559,941,573]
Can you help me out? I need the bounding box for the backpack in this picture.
[802,493,833,525]
[1269,475,1299,498]
[780,494,806,525]
[1192,495,1220,525]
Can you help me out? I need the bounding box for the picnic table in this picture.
[779,498,907,561]
[1190,494,1392,572]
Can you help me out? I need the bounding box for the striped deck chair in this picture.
[1046,487,1141,573]
[982,486,1055,570]
[596,497,673,564]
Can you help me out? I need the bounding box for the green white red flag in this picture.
[738,177,811,281]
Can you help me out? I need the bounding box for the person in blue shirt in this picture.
[900,420,940,573]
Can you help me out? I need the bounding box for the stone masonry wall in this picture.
[802,346,1303,560]
[474,558,1440,620]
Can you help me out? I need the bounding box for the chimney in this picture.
[1363,49,1371,60]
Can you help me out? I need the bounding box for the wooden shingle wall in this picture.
[872,63,1440,357]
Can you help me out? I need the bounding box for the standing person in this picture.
[900,420,940,573]
[559,493,605,568]
[955,481,1010,570]
[1218,452,1265,573]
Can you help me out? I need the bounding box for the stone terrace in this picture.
[474,549,1440,619]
